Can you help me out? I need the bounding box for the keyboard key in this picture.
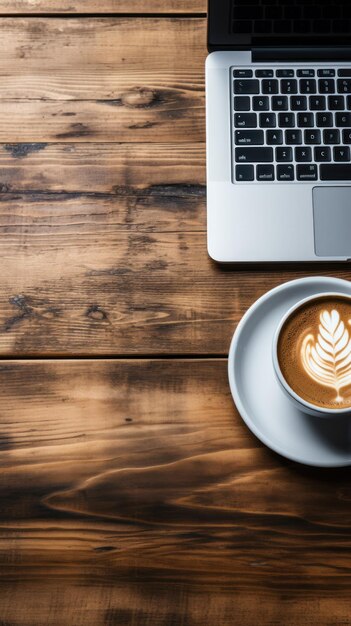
[236,164,254,181]
[235,147,273,163]
[272,96,288,111]
[300,79,317,94]
[234,113,257,128]
[323,129,340,144]
[334,146,350,161]
[318,79,335,93]
[257,164,275,181]
[277,164,294,181]
[262,79,279,94]
[297,69,315,77]
[297,112,314,127]
[266,129,283,145]
[276,69,294,77]
[336,112,351,126]
[320,164,351,180]
[305,129,321,144]
[276,147,293,162]
[329,96,344,110]
[316,112,333,127]
[343,129,351,144]
[295,147,312,162]
[297,164,318,181]
[286,129,302,144]
[309,96,326,110]
[234,96,250,111]
[314,146,331,162]
[338,69,351,77]
[235,130,264,145]
[338,79,351,93]
[281,79,298,94]
[318,69,335,77]
[253,96,270,111]
[259,113,276,128]
[291,96,307,110]
[234,79,260,94]
[278,113,295,128]
[256,69,274,78]
[234,69,253,78]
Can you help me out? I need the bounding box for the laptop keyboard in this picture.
[232,67,351,183]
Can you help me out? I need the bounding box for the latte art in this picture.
[277,295,351,410]
[301,309,351,403]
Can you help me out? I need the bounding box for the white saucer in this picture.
[228,276,351,467]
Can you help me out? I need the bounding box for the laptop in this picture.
[206,0,351,263]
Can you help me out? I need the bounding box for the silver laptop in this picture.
[206,0,351,263]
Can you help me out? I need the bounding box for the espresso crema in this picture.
[278,296,351,410]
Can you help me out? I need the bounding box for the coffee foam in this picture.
[278,296,351,410]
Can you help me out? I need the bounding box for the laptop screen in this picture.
[231,0,351,48]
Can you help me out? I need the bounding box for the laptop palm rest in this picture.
[313,186,351,257]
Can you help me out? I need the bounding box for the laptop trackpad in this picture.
[313,186,351,257]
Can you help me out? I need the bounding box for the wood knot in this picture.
[86,305,108,322]
[121,87,159,108]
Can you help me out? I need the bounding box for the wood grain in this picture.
[0,0,207,14]
[0,359,350,626]
[0,18,206,142]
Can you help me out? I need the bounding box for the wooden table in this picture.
[0,2,350,625]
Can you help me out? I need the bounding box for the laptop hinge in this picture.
[252,47,351,62]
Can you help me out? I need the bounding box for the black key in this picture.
[336,112,351,126]
[323,129,340,144]
[297,164,318,181]
[285,129,302,144]
[338,79,351,93]
[257,164,275,181]
[309,96,326,110]
[256,69,274,78]
[329,96,345,110]
[291,96,307,111]
[297,69,315,77]
[235,147,273,163]
[234,69,253,78]
[343,129,351,144]
[272,96,288,111]
[234,96,250,111]
[235,130,264,145]
[314,146,331,162]
[266,129,283,145]
[262,79,279,95]
[300,79,317,94]
[338,69,351,77]
[276,147,293,162]
[235,164,254,181]
[276,69,294,77]
[259,113,276,128]
[305,129,321,144]
[278,112,295,128]
[316,112,333,127]
[318,79,335,94]
[234,113,257,128]
[253,96,270,111]
[347,96,351,110]
[334,146,350,161]
[277,164,294,181]
[297,112,314,127]
[320,164,351,180]
[295,147,312,162]
[318,69,335,77]
[281,79,298,94]
[234,79,260,95]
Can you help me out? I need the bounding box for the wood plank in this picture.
[0,359,350,626]
[0,18,206,142]
[0,0,207,14]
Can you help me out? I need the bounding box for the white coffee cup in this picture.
[272,292,351,418]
